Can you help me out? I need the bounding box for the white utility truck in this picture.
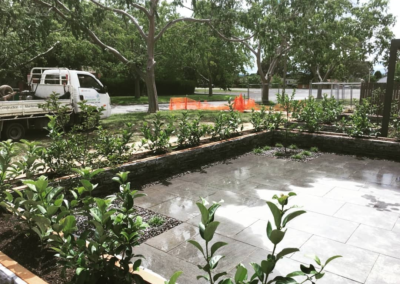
[0,68,111,140]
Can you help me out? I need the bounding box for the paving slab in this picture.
[334,203,399,230]
[149,197,201,221]
[169,233,258,274]
[347,225,400,258]
[290,194,345,215]
[145,223,198,252]
[287,211,359,243]
[234,220,312,251]
[291,235,378,283]
[133,244,208,284]
[135,187,178,208]
[392,218,400,232]
[365,255,400,284]
[187,208,259,237]
[325,187,378,207]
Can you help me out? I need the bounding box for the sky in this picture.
[175,0,400,74]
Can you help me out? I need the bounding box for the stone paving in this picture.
[133,153,400,284]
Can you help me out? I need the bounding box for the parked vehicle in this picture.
[0,67,111,140]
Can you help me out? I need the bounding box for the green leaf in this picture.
[196,275,209,281]
[267,201,282,229]
[286,271,306,278]
[250,262,263,281]
[266,221,272,238]
[204,221,219,242]
[188,240,204,256]
[76,267,85,275]
[209,255,224,269]
[261,258,275,274]
[315,272,325,279]
[234,264,248,282]
[282,210,306,227]
[210,241,228,257]
[60,215,77,235]
[300,264,316,274]
[324,255,342,267]
[197,202,209,225]
[268,230,286,245]
[276,248,299,260]
[275,276,298,284]
[165,271,182,284]
[288,192,297,196]
[213,272,227,282]
[314,255,321,266]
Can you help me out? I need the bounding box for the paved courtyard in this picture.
[133,153,400,284]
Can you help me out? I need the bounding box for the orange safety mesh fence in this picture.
[169,94,261,112]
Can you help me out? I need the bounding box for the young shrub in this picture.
[274,152,285,157]
[250,106,267,132]
[141,113,175,153]
[296,96,323,132]
[336,99,380,137]
[253,147,263,154]
[275,143,284,148]
[288,144,298,150]
[277,90,298,152]
[1,176,69,248]
[209,98,244,140]
[310,147,319,153]
[51,171,148,284]
[0,140,19,195]
[191,193,342,284]
[321,94,343,124]
[301,151,312,157]
[14,140,44,179]
[189,198,227,283]
[177,112,209,148]
[148,215,165,227]
[291,153,304,160]
[263,146,271,151]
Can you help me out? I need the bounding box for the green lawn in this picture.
[110,94,236,105]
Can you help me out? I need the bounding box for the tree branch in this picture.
[15,41,60,68]
[90,0,147,40]
[209,24,254,43]
[32,0,130,64]
[155,18,210,41]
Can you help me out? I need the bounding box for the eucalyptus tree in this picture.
[32,0,216,113]
[0,0,60,82]
[295,0,395,98]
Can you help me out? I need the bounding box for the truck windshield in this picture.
[78,74,103,92]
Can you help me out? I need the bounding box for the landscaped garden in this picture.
[1,87,400,283]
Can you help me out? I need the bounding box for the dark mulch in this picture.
[0,213,74,284]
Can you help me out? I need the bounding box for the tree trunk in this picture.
[134,77,140,99]
[146,69,159,113]
[262,82,269,104]
[146,6,159,113]
[208,79,213,96]
[317,84,323,99]
[282,54,287,94]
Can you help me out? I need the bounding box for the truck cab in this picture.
[32,68,111,118]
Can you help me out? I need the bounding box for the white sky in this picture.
[175,0,400,74]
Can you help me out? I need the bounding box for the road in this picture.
[111,88,361,114]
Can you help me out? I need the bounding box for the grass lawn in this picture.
[110,94,236,105]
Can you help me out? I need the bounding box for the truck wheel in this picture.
[4,122,25,141]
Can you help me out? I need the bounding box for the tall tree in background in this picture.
[0,0,60,83]
[32,0,214,113]
[296,0,395,98]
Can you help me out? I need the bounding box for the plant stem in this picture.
[206,241,214,284]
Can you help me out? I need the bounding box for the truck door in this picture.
[77,74,110,117]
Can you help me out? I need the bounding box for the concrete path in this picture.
[132,153,400,284]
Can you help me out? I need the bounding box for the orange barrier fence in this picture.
[169,94,260,112]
